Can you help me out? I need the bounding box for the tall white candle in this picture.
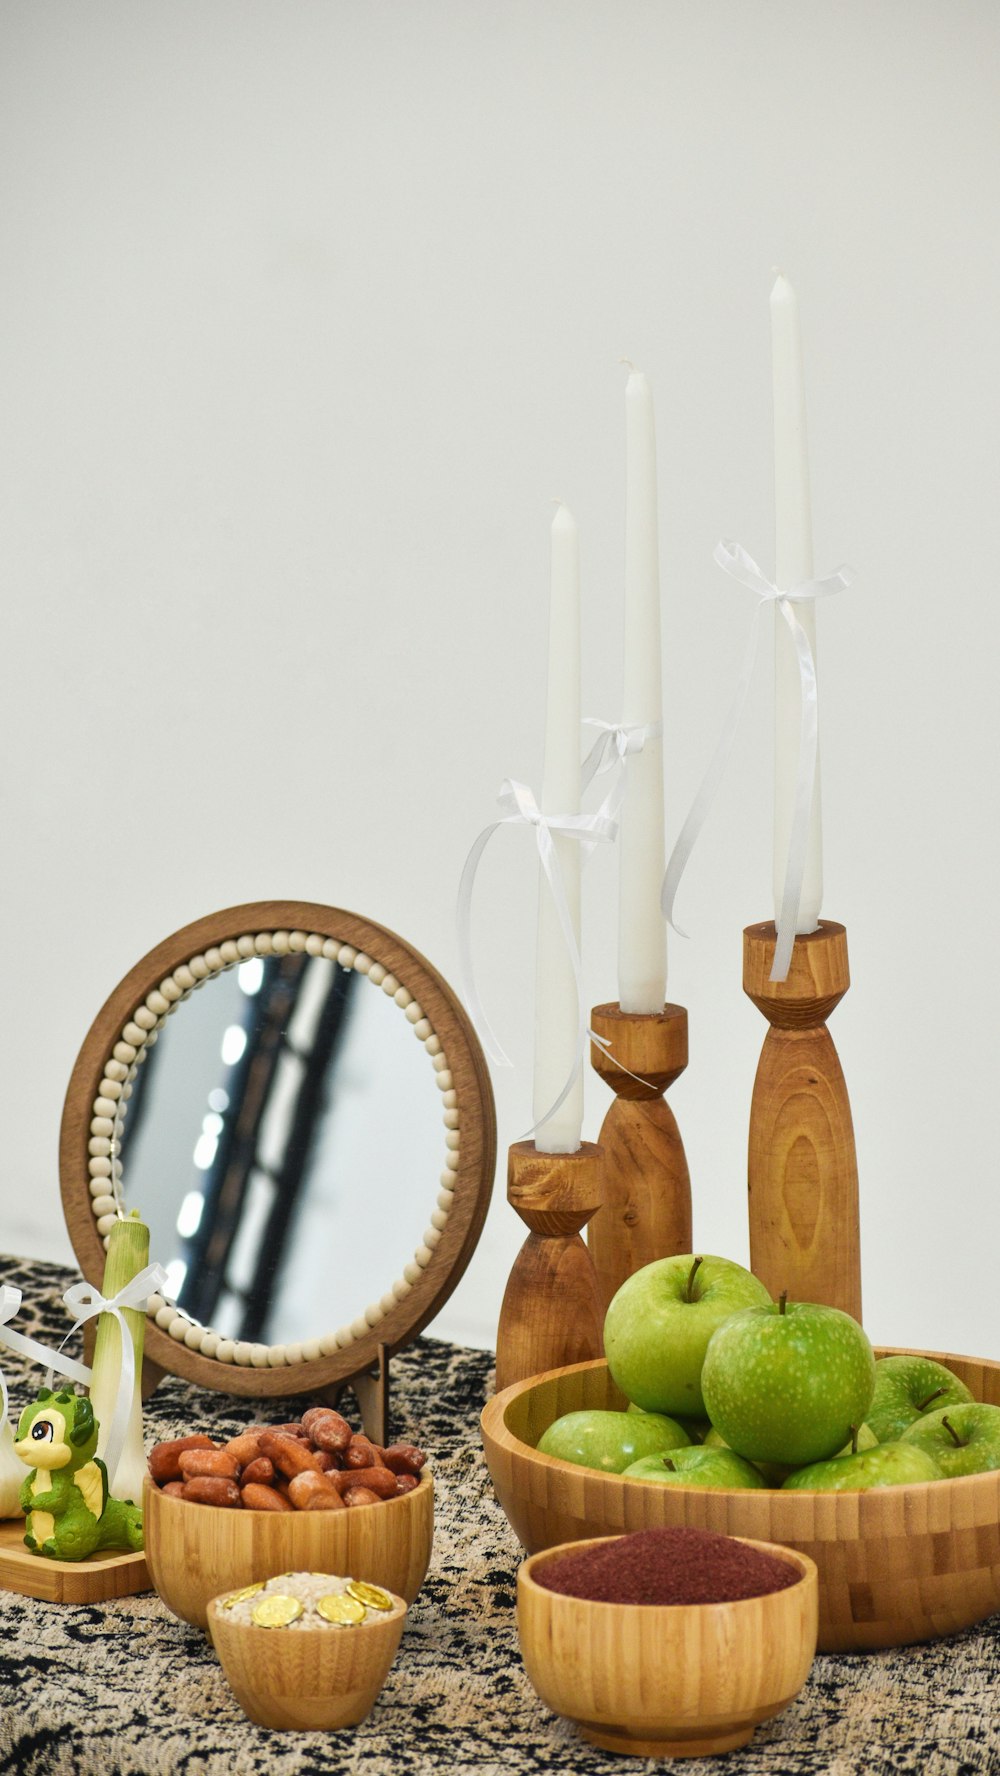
[532,503,583,1153]
[618,369,667,1013]
[771,272,822,930]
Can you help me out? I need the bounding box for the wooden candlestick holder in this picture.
[743,920,861,1321]
[495,1141,605,1394]
[588,1003,692,1310]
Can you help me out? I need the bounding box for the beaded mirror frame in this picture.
[59,901,496,1437]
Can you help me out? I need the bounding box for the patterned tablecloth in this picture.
[0,1255,998,1776]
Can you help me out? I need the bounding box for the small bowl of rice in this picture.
[207,1569,408,1730]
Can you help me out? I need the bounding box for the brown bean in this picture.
[147,1435,216,1484]
[241,1483,294,1512]
[394,1473,420,1495]
[178,1448,240,1480]
[161,1480,187,1498]
[258,1432,323,1477]
[301,1489,347,1510]
[181,1476,242,1508]
[302,1408,352,1452]
[287,1469,339,1509]
[382,1444,427,1476]
[314,1450,336,1472]
[240,1456,276,1487]
[343,1486,381,1508]
[328,1465,398,1500]
[224,1431,264,1466]
[344,1435,388,1471]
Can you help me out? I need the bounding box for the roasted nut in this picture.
[224,1431,264,1466]
[258,1431,324,1477]
[301,1407,353,1452]
[181,1476,242,1508]
[328,1465,398,1500]
[382,1444,427,1476]
[240,1456,276,1487]
[241,1482,294,1512]
[178,1448,240,1480]
[287,1469,339,1510]
[344,1435,388,1471]
[343,1486,381,1508]
[161,1480,186,1498]
[148,1434,216,1484]
[301,1490,347,1510]
[394,1473,420,1495]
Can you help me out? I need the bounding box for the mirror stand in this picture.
[322,1344,391,1448]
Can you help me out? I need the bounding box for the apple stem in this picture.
[941,1416,966,1449]
[850,1425,859,1455]
[916,1387,947,1413]
[778,1290,788,1316]
[662,1458,677,1472]
[684,1256,703,1303]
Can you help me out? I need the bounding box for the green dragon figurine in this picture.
[14,1386,144,1560]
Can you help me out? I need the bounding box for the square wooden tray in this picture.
[0,1517,150,1603]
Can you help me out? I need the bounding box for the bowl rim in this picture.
[482,1350,1000,1506]
[518,1530,817,1614]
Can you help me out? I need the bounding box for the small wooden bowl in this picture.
[482,1350,1000,1652]
[208,1585,407,1730]
[518,1535,817,1759]
[144,1472,433,1629]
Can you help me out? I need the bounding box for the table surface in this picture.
[1,1255,998,1776]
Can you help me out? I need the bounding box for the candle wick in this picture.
[619,356,638,373]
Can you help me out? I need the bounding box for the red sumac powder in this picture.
[534,1527,799,1605]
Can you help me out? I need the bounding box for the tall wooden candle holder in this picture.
[495,1141,605,1394]
[587,1003,692,1311]
[743,920,861,1322]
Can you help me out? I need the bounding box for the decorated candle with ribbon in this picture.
[533,504,584,1151]
[618,368,667,1014]
[772,271,822,931]
[86,1210,154,1506]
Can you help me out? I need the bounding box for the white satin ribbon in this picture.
[662,539,854,983]
[0,1284,93,1434]
[457,778,618,1136]
[56,1264,167,1489]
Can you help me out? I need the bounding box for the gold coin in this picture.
[347,1580,394,1612]
[223,1582,265,1609]
[316,1593,366,1625]
[252,1594,304,1628]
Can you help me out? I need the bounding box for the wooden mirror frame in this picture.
[59,901,496,1433]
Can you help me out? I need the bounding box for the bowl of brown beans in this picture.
[144,1406,432,1629]
[517,1526,818,1760]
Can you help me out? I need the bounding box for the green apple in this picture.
[900,1404,1000,1478]
[782,1442,943,1492]
[604,1253,772,1418]
[536,1408,690,1473]
[622,1446,766,1490]
[701,1294,876,1467]
[864,1355,973,1444]
[628,1403,710,1443]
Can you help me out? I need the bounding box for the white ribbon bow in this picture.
[57,1264,167,1488]
[0,1283,93,1436]
[662,539,854,983]
[581,719,663,826]
[457,777,618,1136]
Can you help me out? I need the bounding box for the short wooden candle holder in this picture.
[743,920,861,1321]
[495,1141,605,1394]
[587,1003,692,1311]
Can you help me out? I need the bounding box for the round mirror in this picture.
[59,902,496,1401]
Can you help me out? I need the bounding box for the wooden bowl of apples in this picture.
[481,1347,1000,1653]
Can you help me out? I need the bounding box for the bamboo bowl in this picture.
[518,1534,817,1759]
[208,1584,407,1730]
[481,1350,1000,1653]
[144,1472,433,1629]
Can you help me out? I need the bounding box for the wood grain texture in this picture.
[743,921,861,1321]
[588,1002,692,1309]
[518,1536,817,1758]
[0,1518,149,1604]
[208,1589,407,1730]
[481,1352,1000,1653]
[59,901,496,1402]
[144,1469,432,1630]
[495,1143,604,1395]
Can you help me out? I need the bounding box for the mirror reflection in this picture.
[117,953,446,1345]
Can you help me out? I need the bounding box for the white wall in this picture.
[2,2,998,1359]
